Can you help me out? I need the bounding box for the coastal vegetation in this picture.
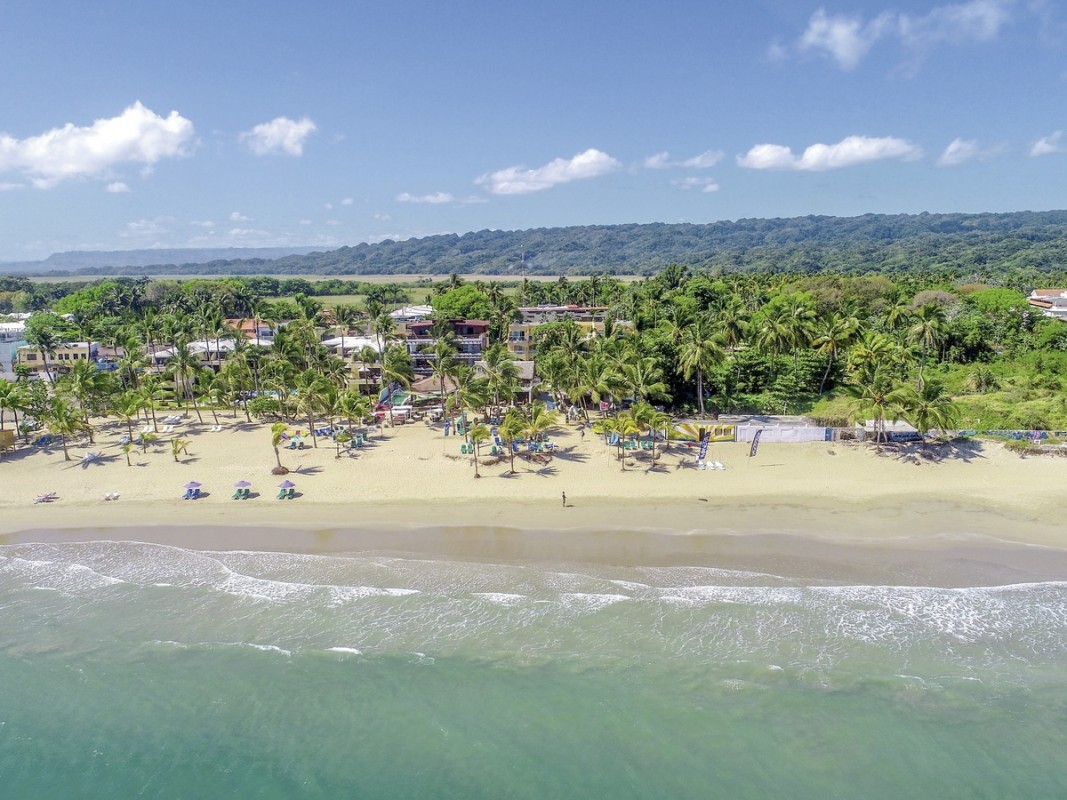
[2,257,1066,448]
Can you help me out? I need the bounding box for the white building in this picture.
[1028,289,1067,321]
[0,321,26,381]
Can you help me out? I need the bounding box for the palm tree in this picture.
[468,423,491,478]
[812,312,860,394]
[848,367,898,445]
[891,382,961,445]
[523,401,560,444]
[498,408,526,474]
[121,441,134,466]
[676,316,726,416]
[0,379,28,432]
[140,431,159,454]
[907,303,947,391]
[112,391,144,441]
[633,401,671,466]
[593,411,641,470]
[46,396,90,461]
[269,422,289,470]
[170,437,191,462]
[293,370,332,447]
[620,355,671,406]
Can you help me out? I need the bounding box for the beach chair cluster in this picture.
[348,433,366,449]
[276,487,296,500]
[460,443,475,454]
[33,492,59,504]
[33,434,60,448]
[208,424,224,432]
[697,461,727,471]
[181,487,201,500]
[231,488,251,500]
[103,492,120,501]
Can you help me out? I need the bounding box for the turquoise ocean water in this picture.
[2,537,1066,798]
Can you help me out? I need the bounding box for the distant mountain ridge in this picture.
[0,246,321,273]
[6,210,1067,277]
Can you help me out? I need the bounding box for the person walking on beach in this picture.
[562,491,567,507]
[579,427,585,441]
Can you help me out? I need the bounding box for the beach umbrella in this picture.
[278,480,296,489]
[234,480,252,488]
[184,481,202,489]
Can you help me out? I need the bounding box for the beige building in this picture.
[16,341,99,378]
[506,305,629,359]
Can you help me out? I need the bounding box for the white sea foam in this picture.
[472,592,526,605]
[327,647,363,655]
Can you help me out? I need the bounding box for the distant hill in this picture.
[0,246,321,274]
[7,211,1067,278]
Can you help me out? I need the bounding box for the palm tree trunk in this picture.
[818,352,834,395]
[696,368,705,416]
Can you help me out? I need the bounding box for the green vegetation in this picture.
[3,253,1067,449]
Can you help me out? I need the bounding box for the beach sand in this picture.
[3,414,1066,583]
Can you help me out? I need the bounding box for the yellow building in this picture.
[16,341,99,378]
[506,305,630,359]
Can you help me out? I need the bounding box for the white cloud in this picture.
[374,213,392,221]
[644,150,723,169]
[105,181,130,193]
[1031,131,1065,156]
[0,101,193,188]
[190,220,214,228]
[326,219,340,226]
[397,191,455,204]
[341,197,354,205]
[476,148,620,195]
[239,116,317,156]
[0,182,23,191]
[324,202,333,210]
[737,135,922,171]
[938,137,985,166]
[298,219,313,225]
[671,177,720,193]
[229,211,252,222]
[794,1,1013,70]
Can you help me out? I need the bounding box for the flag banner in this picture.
[749,428,764,458]
[697,430,710,463]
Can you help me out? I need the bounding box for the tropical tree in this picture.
[46,396,90,461]
[121,441,134,466]
[0,379,28,432]
[891,382,961,444]
[812,312,860,394]
[498,407,526,474]
[170,437,191,462]
[270,422,288,471]
[908,303,947,391]
[468,423,491,478]
[676,316,726,416]
[633,401,671,466]
[848,367,898,445]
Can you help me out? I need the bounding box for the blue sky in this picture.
[1,0,1065,262]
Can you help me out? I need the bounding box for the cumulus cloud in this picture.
[794,1,1013,70]
[229,211,252,222]
[240,116,317,156]
[190,220,215,228]
[476,148,620,195]
[671,177,720,193]
[737,135,922,171]
[0,101,193,188]
[119,217,173,241]
[1031,131,1065,156]
[0,182,23,191]
[105,181,130,193]
[644,150,723,169]
[341,197,354,205]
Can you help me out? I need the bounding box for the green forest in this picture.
[20,209,1067,280]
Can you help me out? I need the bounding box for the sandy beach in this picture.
[2,414,1066,574]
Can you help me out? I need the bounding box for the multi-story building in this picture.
[150,339,237,373]
[16,341,99,379]
[406,320,489,375]
[0,321,27,381]
[506,305,629,359]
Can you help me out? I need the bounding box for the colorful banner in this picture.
[748,428,764,458]
[697,431,710,463]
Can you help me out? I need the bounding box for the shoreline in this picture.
[3,416,1067,586]
[6,497,1067,588]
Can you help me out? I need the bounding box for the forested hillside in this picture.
[29,210,1067,279]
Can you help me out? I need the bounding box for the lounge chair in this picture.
[286,487,296,499]
[182,488,194,500]
[232,489,243,500]
[191,488,201,499]
[241,488,250,499]
[277,488,288,499]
